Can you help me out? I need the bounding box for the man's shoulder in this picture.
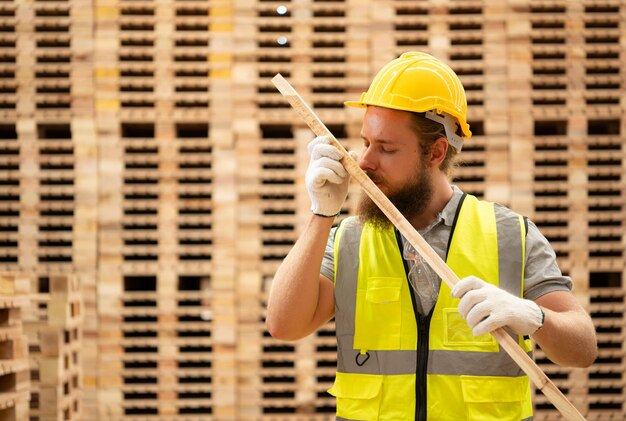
[464,191,525,220]
[491,201,522,216]
[336,216,362,232]
[465,194,528,228]
[331,216,364,244]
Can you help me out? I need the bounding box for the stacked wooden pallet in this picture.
[0,0,17,116]
[69,0,100,412]
[95,0,220,418]
[0,275,30,421]
[0,0,20,269]
[11,0,98,412]
[0,121,19,269]
[26,274,82,421]
[523,2,625,418]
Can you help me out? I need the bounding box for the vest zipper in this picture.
[416,311,432,421]
[394,229,432,421]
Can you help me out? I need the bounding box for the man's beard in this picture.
[357,166,432,229]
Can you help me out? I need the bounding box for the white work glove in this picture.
[451,276,544,337]
[306,136,356,217]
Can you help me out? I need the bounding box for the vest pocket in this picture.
[460,375,530,420]
[328,372,383,420]
[443,308,498,351]
[354,277,402,350]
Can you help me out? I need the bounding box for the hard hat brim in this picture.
[344,100,367,108]
[343,100,472,140]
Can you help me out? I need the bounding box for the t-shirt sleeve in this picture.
[523,219,573,301]
[320,226,337,281]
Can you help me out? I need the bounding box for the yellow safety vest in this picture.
[328,194,534,420]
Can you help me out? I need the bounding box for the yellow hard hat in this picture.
[345,52,471,150]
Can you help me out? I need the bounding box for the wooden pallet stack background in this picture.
[94,0,220,418]
[0,0,625,419]
[0,275,30,421]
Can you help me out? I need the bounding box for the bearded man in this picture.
[266,52,597,421]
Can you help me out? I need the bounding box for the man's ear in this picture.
[429,137,449,168]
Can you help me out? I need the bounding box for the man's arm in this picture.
[266,136,353,341]
[533,291,598,367]
[266,215,336,340]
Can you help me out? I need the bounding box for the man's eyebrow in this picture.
[359,135,395,144]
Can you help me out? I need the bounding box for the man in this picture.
[266,52,597,420]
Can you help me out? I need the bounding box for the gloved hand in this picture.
[451,276,544,336]
[306,136,357,217]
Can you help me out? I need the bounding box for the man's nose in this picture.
[359,147,376,172]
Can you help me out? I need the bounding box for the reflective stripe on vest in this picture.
[328,195,534,420]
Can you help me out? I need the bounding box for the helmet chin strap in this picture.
[424,110,464,152]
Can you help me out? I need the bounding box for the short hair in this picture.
[409,112,460,176]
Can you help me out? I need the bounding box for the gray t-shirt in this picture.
[320,186,572,307]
